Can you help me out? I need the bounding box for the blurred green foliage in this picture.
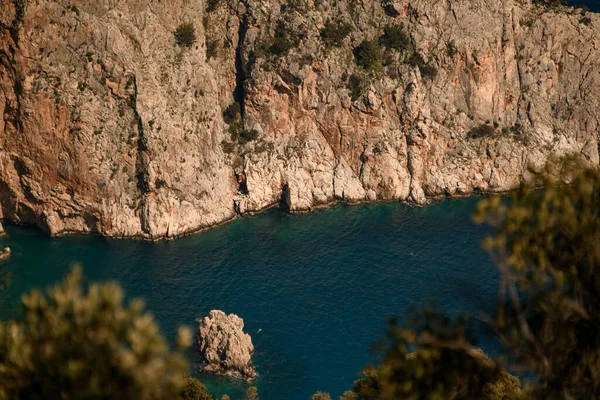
[0,266,206,400]
[475,166,600,399]
[346,310,521,400]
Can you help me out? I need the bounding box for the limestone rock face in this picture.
[0,0,599,238]
[197,310,256,381]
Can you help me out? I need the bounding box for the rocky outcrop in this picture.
[0,247,10,261]
[197,310,256,381]
[0,0,598,239]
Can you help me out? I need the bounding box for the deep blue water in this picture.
[0,199,501,399]
[569,0,600,11]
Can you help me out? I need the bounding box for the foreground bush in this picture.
[0,266,242,400]
[0,266,192,399]
[317,165,600,399]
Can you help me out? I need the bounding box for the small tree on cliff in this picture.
[175,23,197,48]
[0,266,193,400]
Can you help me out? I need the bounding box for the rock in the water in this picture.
[0,222,5,237]
[0,247,11,261]
[197,310,256,381]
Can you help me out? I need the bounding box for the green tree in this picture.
[0,266,193,400]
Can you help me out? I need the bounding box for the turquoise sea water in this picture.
[0,198,501,399]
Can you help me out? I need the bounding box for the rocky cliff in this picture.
[0,0,598,239]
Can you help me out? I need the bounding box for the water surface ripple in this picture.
[0,199,500,399]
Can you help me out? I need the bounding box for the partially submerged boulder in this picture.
[0,247,10,261]
[197,310,256,381]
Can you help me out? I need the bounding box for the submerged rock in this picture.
[197,310,256,381]
[0,247,10,261]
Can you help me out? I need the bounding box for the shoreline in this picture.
[0,189,514,243]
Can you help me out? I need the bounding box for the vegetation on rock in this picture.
[379,24,411,52]
[347,73,367,101]
[406,52,437,79]
[320,21,353,48]
[175,23,197,48]
[467,123,496,139]
[269,21,300,56]
[206,39,219,59]
[223,102,242,125]
[533,0,566,7]
[354,39,384,71]
[206,0,223,13]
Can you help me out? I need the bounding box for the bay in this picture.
[0,198,501,399]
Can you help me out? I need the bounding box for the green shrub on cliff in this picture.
[175,23,197,48]
[379,24,410,52]
[533,0,566,7]
[347,73,367,101]
[223,102,241,124]
[406,52,437,79]
[354,39,383,71]
[206,39,219,59]
[320,21,353,48]
[467,123,496,139]
[206,0,223,13]
[269,21,300,56]
[14,0,27,25]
